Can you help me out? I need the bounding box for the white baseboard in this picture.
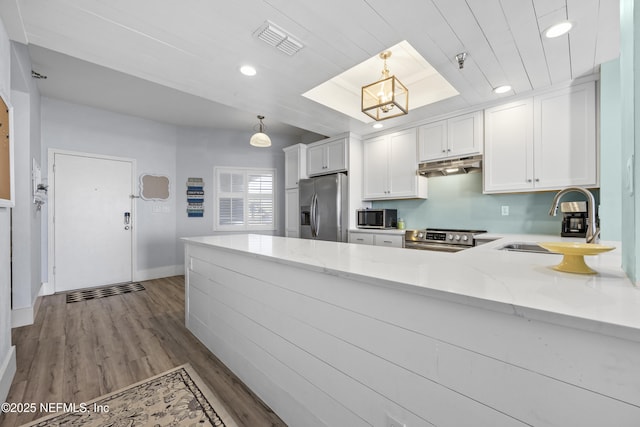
[0,345,16,403]
[39,281,54,296]
[11,306,34,328]
[12,283,47,328]
[135,265,183,282]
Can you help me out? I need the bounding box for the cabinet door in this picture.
[483,99,534,193]
[285,188,299,237]
[418,120,447,161]
[373,234,403,248]
[307,145,326,176]
[284,149,300,189]
[533,82,597,189]
[325,138,347,173]
[448,111,483,158]
[349,232,374,245]
[388,128,418,197]
[363,135,389,199]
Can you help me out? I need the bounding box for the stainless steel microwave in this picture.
[356,209,397,229]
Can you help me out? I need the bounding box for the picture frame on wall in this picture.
[0,90,14,208]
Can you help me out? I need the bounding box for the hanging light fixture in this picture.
[361,51,409,121]
[250,115,271,147]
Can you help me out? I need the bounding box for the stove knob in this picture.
[418,232,424,238]
[455,234,461,241]
[448,234,453,240]
[462,235,469,242]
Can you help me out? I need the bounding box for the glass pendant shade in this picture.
[361,51,409,121]
[250,115,271,147]
[250,132,271,147]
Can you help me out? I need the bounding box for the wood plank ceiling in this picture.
[0,0,620,138]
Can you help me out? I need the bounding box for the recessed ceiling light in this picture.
[373,123,383,129]
[240,65,257,76]
[544,21,573,38]
[493,85,512,94]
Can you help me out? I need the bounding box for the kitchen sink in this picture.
[498,242,557,254]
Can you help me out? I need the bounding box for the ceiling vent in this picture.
[254,21,303,56]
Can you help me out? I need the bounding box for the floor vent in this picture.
[66,282,145,303]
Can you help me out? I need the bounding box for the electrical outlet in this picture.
[386,413,406,427]
[501,205,509,216]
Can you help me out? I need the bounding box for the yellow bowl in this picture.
[537,242,615,274]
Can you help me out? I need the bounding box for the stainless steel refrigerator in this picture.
[299,173,348,242]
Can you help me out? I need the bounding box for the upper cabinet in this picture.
[307,136,348,176]
[418,111,483,162]
[484,81,597,194]
[363,128,427,200]
[283,143,307,189]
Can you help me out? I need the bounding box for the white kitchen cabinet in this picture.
[285,188,299,238]
[484,98,534,192]
[363,128,427,200]
[372,234,404,248]
[348,232,374,245]
[418,111,483,162]
[348,230,403,248]
[283,144,308,238]
[484,81,597,194]
[307,136,348,176]
[283,143,307,189]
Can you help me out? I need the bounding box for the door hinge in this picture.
[53,266,56,275]
[53,163,56,173]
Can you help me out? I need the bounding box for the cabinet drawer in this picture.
[349,232,374,245]
[373,234,403,248]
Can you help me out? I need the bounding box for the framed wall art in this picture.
[0,91,14,208]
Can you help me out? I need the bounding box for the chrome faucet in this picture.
[548,187,600,243]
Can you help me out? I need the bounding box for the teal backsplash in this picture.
[371,173,599,235]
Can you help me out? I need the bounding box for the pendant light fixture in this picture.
[361,51,409,121]
[250,115,271,147]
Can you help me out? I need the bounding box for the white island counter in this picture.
[183,234,640,427]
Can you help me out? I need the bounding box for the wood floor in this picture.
[0,276,287,427]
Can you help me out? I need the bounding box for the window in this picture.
[213,167,276,231]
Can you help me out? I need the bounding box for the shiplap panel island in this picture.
[182,234,640,427]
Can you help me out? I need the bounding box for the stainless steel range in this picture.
[404,228,487,252]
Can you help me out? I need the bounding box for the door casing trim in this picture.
[47,149,137,292]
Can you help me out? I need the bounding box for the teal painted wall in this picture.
[599,60,623,242]
[372,173,598,235]
[619,0,638,284]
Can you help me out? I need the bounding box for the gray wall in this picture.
[40,98,302,281]
[0,15,15,404]
[40,97,179,280]
[10,41,42,315]
[174,126,300,266]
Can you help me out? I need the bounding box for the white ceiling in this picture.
[0,0,620,140]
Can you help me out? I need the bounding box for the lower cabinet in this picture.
[349,231,404,248]
[285,188,299,238]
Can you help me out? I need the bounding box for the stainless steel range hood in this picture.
[418,155,482,177]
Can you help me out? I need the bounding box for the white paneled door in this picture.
[53,152,134,292]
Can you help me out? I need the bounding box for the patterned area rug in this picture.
[66,282,145,303]
[21,364,237,426]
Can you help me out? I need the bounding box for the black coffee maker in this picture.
[560,201,588,237]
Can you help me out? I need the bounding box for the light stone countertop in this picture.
[182,233,640,341]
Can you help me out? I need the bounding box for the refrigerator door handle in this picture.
[310,193,317,237]
[314,193,320,237]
